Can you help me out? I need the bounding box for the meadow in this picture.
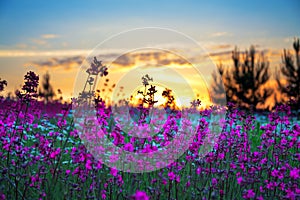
[0,68,299,200]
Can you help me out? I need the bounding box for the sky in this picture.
[0,0,299,107]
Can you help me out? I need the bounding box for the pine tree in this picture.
[276,38,300,110]
[211,63,229,105]
[38,71,55,103]
[211,46,273,110]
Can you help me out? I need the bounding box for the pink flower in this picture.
[290,168,299,180]
[175,175,180,183]
[0,193,5,200]
[168,171,176,180]
[50,148,61,159]
[186,181,191,187]
[212,178,218,186]
[101,190,106,199]
[230,163,236,169]
[240,163,245,170]
[132,190,149,200]
[280,138,287,145]
[217,189,223,196]
[218,152,225,160]
[110,167,118,177]
[271,169,279,178]
[237,177,243,185]
[196,167,201,175]
[109,154,119,163]
[85,159,93,170]
[124,143,134,152]
[260,186,264,192]
[260,158,267,165]
[162,179,167,185]
[286,188,295,200]
[243,189,255,199]
[96,160,103,169]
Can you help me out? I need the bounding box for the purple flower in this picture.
[243,189,255,199]
[132,191,149,200]
[85,159,93,170]
[50,148,61,159]
[110,167,118,177]
[237,177,243,185]
[212,178,218,186]
[290,168,299,180]
[124,143,134,152]
[168,171,176,180]
[286,188,295,200]
[0,193,5,200]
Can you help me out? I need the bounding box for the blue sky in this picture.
[0,0,299,100]
[1,0,299,49]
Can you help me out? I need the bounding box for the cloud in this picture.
[206,48,284,75]
[208,50,232,58]
[0,49,89,57]
[15,46,284,76]
[31,39,48,45]
[110,50,191,68]
[210,32,231,38]
[27,56,84,71]
[41,34,60,39]
[208,44,232,51]
[15,43,28,49]
[112,54,136,67]
[28,34,60,47]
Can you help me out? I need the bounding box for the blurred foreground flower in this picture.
[131,190,150,200]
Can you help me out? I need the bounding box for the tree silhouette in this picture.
[211,63,230,105]
[212,46,273,110]
[276,38,300,110]
[0,78,7,93]
[38,71,55,103]
[162,88,176,109]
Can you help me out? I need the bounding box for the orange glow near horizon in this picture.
[0,46,290,110]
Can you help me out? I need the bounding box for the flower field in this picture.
[0,70,299,200]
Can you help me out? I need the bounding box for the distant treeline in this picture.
[211,38,300,111]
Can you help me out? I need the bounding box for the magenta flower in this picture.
[132,190,149,200]
[0,193,5,200]
[212,178,218,186]
[196,167,201,175]
[243,189,255,199]
[271,169,279,178]
[124,143,134,152]
[162,179,167,185]
[175,175,181,183]
[218,152,225,160]
[110,167,118,177]
[50,148,61,159]
[168,171,176,180]
[286,188,295,200]
[101,190,107,199]
[237,177,243,185]
[290,168,299,180]
[85,159,93,170]
[186,181,191,187]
